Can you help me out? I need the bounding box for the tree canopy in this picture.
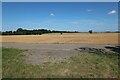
[2,28,78,35]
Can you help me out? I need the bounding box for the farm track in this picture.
[2,42,118,64]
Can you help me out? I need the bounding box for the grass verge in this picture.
[2,47,118,78]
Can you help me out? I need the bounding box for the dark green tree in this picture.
[89,30,93,34]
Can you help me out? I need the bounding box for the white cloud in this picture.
[87,9,93,12]
[49,13,55,16]
[108,10,116,14]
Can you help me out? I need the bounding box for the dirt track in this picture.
[2,42,118,64]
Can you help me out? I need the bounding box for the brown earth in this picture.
[0,33,119,44]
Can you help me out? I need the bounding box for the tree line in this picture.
[2,28,79,35]
[1,28,119,35]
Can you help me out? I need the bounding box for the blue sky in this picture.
[2,2,118,32]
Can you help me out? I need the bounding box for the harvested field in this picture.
[0,33,119,44]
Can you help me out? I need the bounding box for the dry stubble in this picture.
[0,33,119,44]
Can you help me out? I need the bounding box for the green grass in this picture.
[2,47,118,78]
[0,47,2,79]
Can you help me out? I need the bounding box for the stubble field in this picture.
[0,33,119,44]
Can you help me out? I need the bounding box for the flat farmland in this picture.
[0,33,119,44]
[2,33,119,78]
